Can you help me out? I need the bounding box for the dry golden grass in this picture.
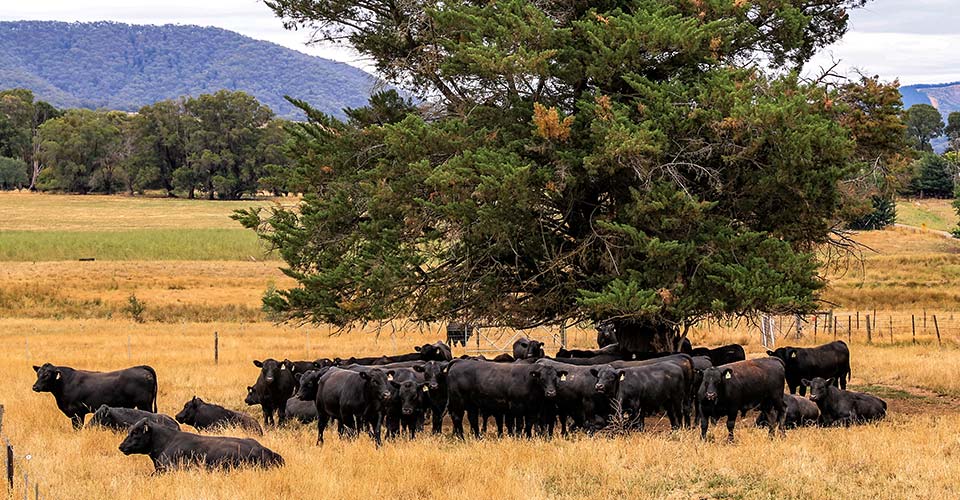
[1,319,959,499]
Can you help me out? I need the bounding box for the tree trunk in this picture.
[611,318,680,355]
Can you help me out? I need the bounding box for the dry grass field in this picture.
[896,198,958,233]
[2,194,960,499]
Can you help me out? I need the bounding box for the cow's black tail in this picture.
[142,365,159,413]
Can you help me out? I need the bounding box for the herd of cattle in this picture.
[29,336,888,472]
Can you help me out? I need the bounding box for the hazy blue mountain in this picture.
[0,20,380,119]
[901,82,960,117]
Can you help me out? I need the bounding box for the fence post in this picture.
[924,309,927,332]
[0,404,4,436]
[873,309,877,330]
[866,315,872,344]
[814,316,818,338]
[856,311,860,330]
[889,316,893,343]
[5,439,12,491]
[933,315,941,347]
[214,332,219,365]
[833,317,837,340]
[912,315,916,344]
[847,316,851,342]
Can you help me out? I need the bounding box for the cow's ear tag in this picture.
[560,374,567,381]
[619,373,625,381]
[724,372,732,379]
[790,352,797,358]
[422,386,430,393]
[281,365,287,370]
[55,372,61,380]
[631,354,637,360]
[387,373,394,381]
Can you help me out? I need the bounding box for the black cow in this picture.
[446,359,566,439]
[556,344,620,359]
[605,354,697,427]
[87,405,179,432]
[244,389,318,425]
[287,359,335,379]
[334,342,453,366]
[690,344,746,366]
[119,418,283,472]
[175,397,263,435]
[592,360,690,430]
[416,341,454,361]
[249,359,297,427]
[803,377,886,426]
[767,341,851,396]
[535,359,609,434]
[596,322,617,348]
[412,361,450,434]
[512,338,546,360]
[697,358,786,441]
[390,379,431,439]
[550,354,624,366]
[756,394,820,429]
[31,363,158,429]
[312,367,393,447]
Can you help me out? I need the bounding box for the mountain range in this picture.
[901,82,960,118]
[0,20,379,119]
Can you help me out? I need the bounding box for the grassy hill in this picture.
[0,20,379,119]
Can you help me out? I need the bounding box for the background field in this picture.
[1,194,959,499]
[896,198,958,233]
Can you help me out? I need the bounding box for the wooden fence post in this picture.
[889,316,893,343]
[866,315,872,344]
[814,316,818,339]
[912,314,916,344]
[873,309,877,330]
[924,309,927,332]
[847,316,851,342]
[856,311,860,330]
[833,317,837,340]
[933,315,941,347]
[214,332,219,365]
[0,404,4,436]
[5,439,12,490]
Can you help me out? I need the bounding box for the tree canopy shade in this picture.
[241,0,898,352]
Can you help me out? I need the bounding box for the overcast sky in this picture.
[2,0,958,85]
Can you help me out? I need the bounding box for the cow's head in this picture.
[119,418,155,455]
[244,386,261,406]
[590,366,623,396]
[529,364,564,399]
[253,358,285,384]
[313,358,335,369]
[32,363,61,393]
[414,361,448,392]
[359,369,392,402]
[802,377,835,403]
[596,322,617,347]
[295,369,324,401]
[765,347,796,364]
[699,367,733,403]
[392,380,428,416]
[88,404,113,428]
[174,396,203,425]
[515,339,545,360]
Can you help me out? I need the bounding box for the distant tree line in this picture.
[0,88,291,199]
[900,105,960,199]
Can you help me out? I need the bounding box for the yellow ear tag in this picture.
[619,373,625,381]
[422,386,430,392]
[387,374,393,381]
[790,352,797,358]
[724,372,732,379]
[560,374,567,381]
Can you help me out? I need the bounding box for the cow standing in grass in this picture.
[32,363,158,429]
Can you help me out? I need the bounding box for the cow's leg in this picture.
[840,372,848,390]
[449,403,465,440]
[316,414,328,446]
[797,384,806,397]
[467,409,481,439]
[494,413,504,438]
[523,415,534,438]
[725,412,738,442]
[699,411,710,439]
[431,405,444,435]
[789,383,798,395]
[278,398,288,426]
[370,413,383,448]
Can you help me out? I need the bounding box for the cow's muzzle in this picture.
[545,390,557,398]
[595,384,605,392]
[705,392,717,401]
[429,383,439,391]
[402,408,414,415]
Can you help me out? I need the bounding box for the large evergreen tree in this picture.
[240,0,898,352]
[903,104,944,152]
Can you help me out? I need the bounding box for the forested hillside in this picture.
[0,20,377,119]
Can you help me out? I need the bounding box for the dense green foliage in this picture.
[241,0,899,351]
[0,156,28,189]
[848,196,896,230]
[946,112,960,152]
[0,88,290,198]
[903,104,945,152]
[0,21,377,120]
[905,153,956,199]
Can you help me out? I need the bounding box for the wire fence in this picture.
[1,405,50,500]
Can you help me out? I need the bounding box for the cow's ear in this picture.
[722,369,733,380]
[631,353,637,360]
[32,365,40,373]
[415,346,422,352]
[788,349,798,359]
[765,351,775,356]
[589,368,599,377]
[247,386,253,392]
[386,370,395,381]
[443,364,450,373]
[141,423,150,434]
[412,364,425,373]
[358,371,370,380]
[618,370,625,382]
[420,383,430,393]
[253,360,263,368]
[529,369,541,379]
[294,373,303,381]
[801,379,812,387]
[826,377,837,387]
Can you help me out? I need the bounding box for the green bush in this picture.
[849,196,897,230]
